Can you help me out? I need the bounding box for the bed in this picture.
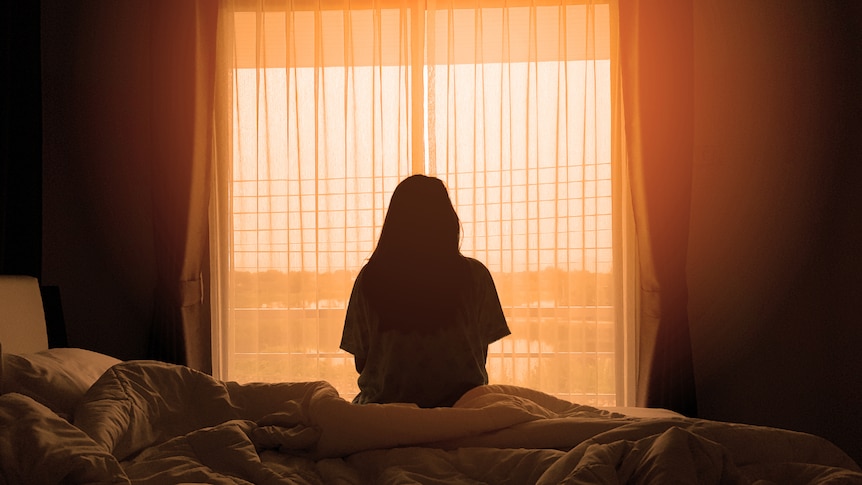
[1,275,860,484]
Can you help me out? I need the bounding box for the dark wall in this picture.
[40,0,156,360]
[1,0,42,277]
[689,1,862,465]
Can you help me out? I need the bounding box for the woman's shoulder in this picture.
[461,256,483,267]
[461,256,493,278]
[352,264,372,292]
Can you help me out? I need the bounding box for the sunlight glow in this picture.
[222,3,615,405]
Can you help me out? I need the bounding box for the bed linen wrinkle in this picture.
[0,392,127,484]
[2,359,858,484]
[339,447,564,485]
[119,418,325,485]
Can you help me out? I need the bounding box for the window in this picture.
[212,0,630,406]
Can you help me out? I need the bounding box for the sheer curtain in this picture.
[211,0,627,406]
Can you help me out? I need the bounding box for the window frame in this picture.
[210,0,634,406]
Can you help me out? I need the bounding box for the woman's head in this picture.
[373,174,461,261]
[364,174,469,332]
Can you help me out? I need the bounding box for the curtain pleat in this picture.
[147,0,219,373]
[213,1,415,390]
[618,0,698,416]
[425,1,616,404]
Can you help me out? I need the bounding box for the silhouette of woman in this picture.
[340,174,510,408]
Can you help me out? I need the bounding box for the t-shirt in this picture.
[339,257,510,408]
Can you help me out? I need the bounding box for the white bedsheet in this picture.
[2,360,859,484]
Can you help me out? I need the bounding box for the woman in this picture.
[340,174,510,408]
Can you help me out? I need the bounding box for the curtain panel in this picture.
[618,0,698,416]
[147,0,219,373]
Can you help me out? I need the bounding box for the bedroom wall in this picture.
[1,1,42,278]
[40,0,156,360]
[689,1,862,464]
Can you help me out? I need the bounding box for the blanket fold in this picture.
[60,360,861,485]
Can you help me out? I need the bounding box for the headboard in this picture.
[0,275,49,354]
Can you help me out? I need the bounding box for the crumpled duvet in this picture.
[2,360,859,484]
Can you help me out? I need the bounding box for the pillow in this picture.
[0,347,121,419]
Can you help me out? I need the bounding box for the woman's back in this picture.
[339,175,510,407]
[341,257,509,408]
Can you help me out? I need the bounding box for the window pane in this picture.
[220,3,615,406]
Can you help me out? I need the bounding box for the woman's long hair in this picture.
[362,175,470,332]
